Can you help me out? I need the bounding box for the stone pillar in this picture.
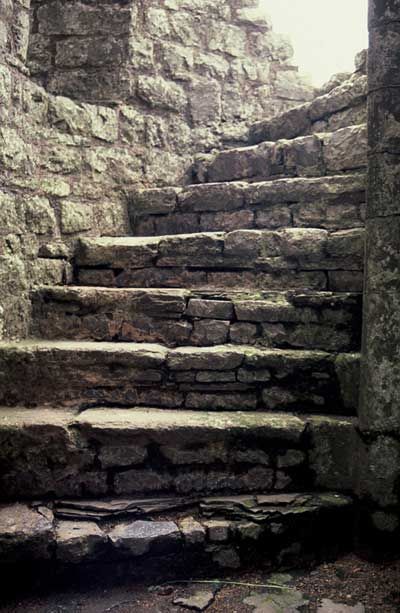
[359,0,400,541]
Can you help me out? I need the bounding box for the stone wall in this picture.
[0,0,316,341]
[29,0,314,152]
[358,0,400,543]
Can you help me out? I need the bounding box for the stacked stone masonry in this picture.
[0,0,382,576]
[0,0,320,341]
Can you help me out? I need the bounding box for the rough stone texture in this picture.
[248,64,367,145]
[357,0,400,535]
[31,287,362,352]
[0,503,54,562]
[0,342,359,414]
[0,0,317,340]
[75,228,364,293]
[109,520,181,557]
[0,493,353,569]
[0,407,356,499]
[55,520,107,563]
[130,174,366,237]
[29,0,313,148]
[194,124,367,184]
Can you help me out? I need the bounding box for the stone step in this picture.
[0,341,359,414]
[130,174,366,237]
[0,407,357,500]
[194,124,367,184]
[76,228,364,293]
[0,491,353,574]
[32,286,362,352]
[249,74,367,144]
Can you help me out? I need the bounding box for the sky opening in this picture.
[260,0,368,87]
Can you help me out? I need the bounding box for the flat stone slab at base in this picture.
[0,492,353,574]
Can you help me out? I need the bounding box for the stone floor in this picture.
[1,554,399,612]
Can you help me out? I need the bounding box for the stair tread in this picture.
[0,405,355,429]
[200,124,367,184]
[130,173,366,237]
[0,339,360,358]
[130,172,365,215]
[35,285,362,299]
[248,74,367,144]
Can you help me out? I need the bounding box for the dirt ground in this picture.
[1,554,400,612]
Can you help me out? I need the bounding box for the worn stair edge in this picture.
[31,286,362,352]
[248,74,367,144]
[0,492,354,576]
[196,124,367,185]
[0,341,360,414]
[0,407,357,499]
[75,228,365,293]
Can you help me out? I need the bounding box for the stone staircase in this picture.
[0,80,367,580]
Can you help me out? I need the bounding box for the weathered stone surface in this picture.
[323,124,367,172]
[244,589,309,612]
[359,435,400,507]
[130,174,366,238]
[0,340,352,413]
[309,416,358,491]
[179,516,206,546]
[76,227,364,293]
[204,127,365,184]
[0,405,358,499]
[55,520,107,563]
[109,520,181,557]
[0,493,354,570]
[0,504,54,562]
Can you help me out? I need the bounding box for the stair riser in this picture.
[32,289,362,351]
[0,346,359,414]
[249,75,367,144]
[77,268,363,293]
[0,497,354,575]
[76,228,365,293]
[130,175,366,237]
[0,411,356,500]
[134,195,365,236]
[198,125,367,184]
